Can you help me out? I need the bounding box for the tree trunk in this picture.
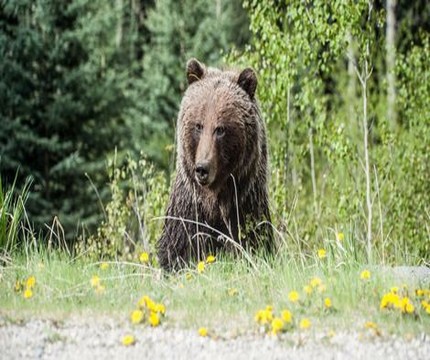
[386,0,397,130]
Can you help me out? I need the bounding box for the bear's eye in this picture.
[195,123,203,133]
[214,127,225,138]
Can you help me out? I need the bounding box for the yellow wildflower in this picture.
[146,298,157,312]
[100,262,109,270]
[400,297,414,314]
[130,309,144,324]
[139,252,149,264]
[206,255,216,264]
[390,287,399,294]
[380,292,401,310]
[299,318,311,330]
[310,277,322,288]
[421,300,430,314]
[324,297,332,309]
[23,288,33,299]
[153,303,166,315]
[281,310,293,324]
[255,307,273,325]
[198,327,208,337]
[303,285,312,295]
[138,295,156,311]
[360,270,371,280]
[148,312,160,327]
[364,321,378,330]
[271,318,284,335]
[90,275,100,288]
[197,261,205,274]
[121,334,135,346]
[317,249,326,259]
[415,289,425,297]
[288,291,300,303]
[336,232,345,242]
[26,276,36,289]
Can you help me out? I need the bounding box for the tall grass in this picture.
[0,175,32,258]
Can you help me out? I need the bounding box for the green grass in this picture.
[1,249,429,337]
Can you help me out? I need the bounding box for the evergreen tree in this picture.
[0,0,148,240]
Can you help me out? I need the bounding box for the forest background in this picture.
[1,0,429,264]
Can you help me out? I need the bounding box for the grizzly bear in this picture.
[157,58,272,271]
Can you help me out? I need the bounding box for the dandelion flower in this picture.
[415,289,425,297]
[90,275,100,287]
[23,288,33,299]
[206,255,216,264]
[130,309,144,324]
[271,318,284,335]
[400,297,415,314]
[121,334,135,346]
[317,249,326,259]
[364,321,378,330]
[423,302,430,315]
[149,312,160,327]
[100,262,109,270]
[255,307,273,325]
[197,261,205,274]
[281,310,293,324]
[324,297,332,309]
[198,327,208,337]
[310,277,322,288]
[139,252,149,264]
[154,303,166,315]
[360,270,371,280]
[299,318,311,330]
[138,295,156,311]
[26,276,36,289]
[288,291,300,303]
[380,292,400,310]
[336,232,344,242]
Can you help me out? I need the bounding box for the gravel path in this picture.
[1,316,429,360]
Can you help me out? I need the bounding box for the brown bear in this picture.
[157,58,272,271]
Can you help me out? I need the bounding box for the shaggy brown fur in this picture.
[157,58,272,271]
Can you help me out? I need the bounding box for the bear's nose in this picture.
[195,162,210,184]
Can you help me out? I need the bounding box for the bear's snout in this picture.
[195,161,211,185]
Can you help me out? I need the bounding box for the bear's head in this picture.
[178,58,260,191]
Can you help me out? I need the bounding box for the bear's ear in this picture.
[186,58,205,85]
[237,68,257,99]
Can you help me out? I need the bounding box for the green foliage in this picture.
[1,0,429,263]
[0,175,31,255]
[232,0,429,262]
[77,154,169,261]
[380,36,430,257]
[0,0,131,239]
